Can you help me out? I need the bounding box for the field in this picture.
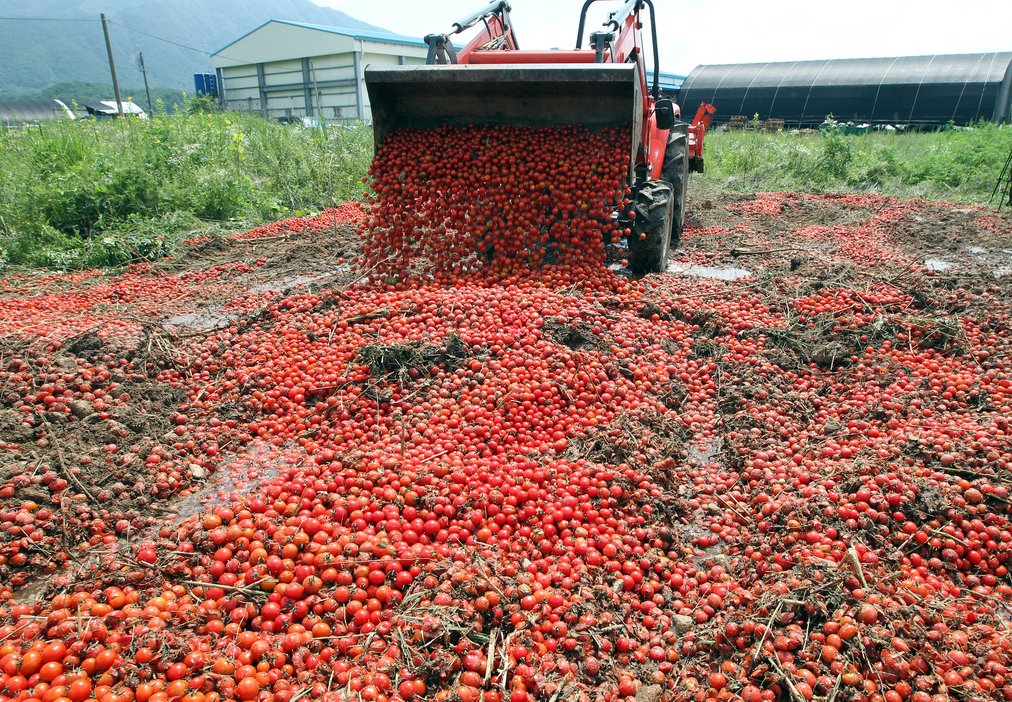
[1,117,1012,702]
[0,113,373,269]
[705,124,1012,204]
[2,116,1010,270]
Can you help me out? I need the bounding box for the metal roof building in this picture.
[82,101,147,119]
[0,99,74,126]
[657,71,686,99]
[210,20,428,122]
[678,52,1012,127]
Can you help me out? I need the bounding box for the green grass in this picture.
[2,112,1010,270]
[700,123,1012,205]
[0,110,372,269]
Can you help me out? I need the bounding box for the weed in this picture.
[4,113,1009,270]
[0,112,373,269]
[703,122,1012,203]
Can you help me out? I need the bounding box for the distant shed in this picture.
[0,99,74,126]
[678,52,1012,127]
[211,20,428,122]
[82,101,147,119]
[657,71,686,98]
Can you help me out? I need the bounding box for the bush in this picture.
[819,130,853,181]
[184,94,219,115]
[0,113,374,268]
[702,123,1012,203]
[33,159,162,234]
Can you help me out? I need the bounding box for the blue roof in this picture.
[213,19,425,56]
[658,71,687,86]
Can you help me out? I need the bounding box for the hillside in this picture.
[0,0,386,95]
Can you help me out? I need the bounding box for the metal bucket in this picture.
[364,63,642,152]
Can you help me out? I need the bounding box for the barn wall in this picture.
[996,61,1012,123]
[213,23,355,67]
[213,21,427,122]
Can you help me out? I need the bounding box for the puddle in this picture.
[163,305,236,330]
[926,249,1012,277]
[924,258,955,272]
[666,262,752,281]
[168,441,287,522]
[249,273,327,293]
[15,442,295,603]
[964,247,1012,278]
[687,441,722,466]
[248,266,351,293]
[679,438,729,566]
[164,266,355,329]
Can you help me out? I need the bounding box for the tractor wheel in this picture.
[661,123,689,246]
[626,180,674,274]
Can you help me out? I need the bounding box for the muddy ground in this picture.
[1,189,1010,600]
[0,220,362,593]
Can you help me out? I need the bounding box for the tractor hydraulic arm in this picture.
[688,102,716,172]
[424,1,519,64]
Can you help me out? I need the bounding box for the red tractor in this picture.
[365,0,715,273]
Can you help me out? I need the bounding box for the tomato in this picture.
[67,679,92,702]
[236,676,259,701]
[166,663,188,681]
[39,661,63,682]
[857,604,879,626]
[4,127,1012,702]
[40,643,67,664]
[21,650,43,677]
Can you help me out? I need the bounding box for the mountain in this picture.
[0,0,387,95]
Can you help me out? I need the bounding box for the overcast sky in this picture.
[311,0,1012,75]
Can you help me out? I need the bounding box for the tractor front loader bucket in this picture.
[364,63,642,161]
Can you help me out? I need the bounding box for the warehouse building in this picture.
[678,52,1012,128]
[655,71,688,96]
[0,99,74,126]
[82,101,147,119]
[210,20,428,122]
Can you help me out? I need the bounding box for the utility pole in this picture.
[100,13,125,117]
[139,52,154,116]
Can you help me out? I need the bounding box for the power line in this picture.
[108,19,216,57]
[107,19,246,65]
[0,16,96,22]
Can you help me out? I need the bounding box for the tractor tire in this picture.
[661,123,689,247]
[627,180,674,274]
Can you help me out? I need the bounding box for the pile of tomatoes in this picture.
[233,203,365,242]
[2,128,1012,702]
[361,125,629,284]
